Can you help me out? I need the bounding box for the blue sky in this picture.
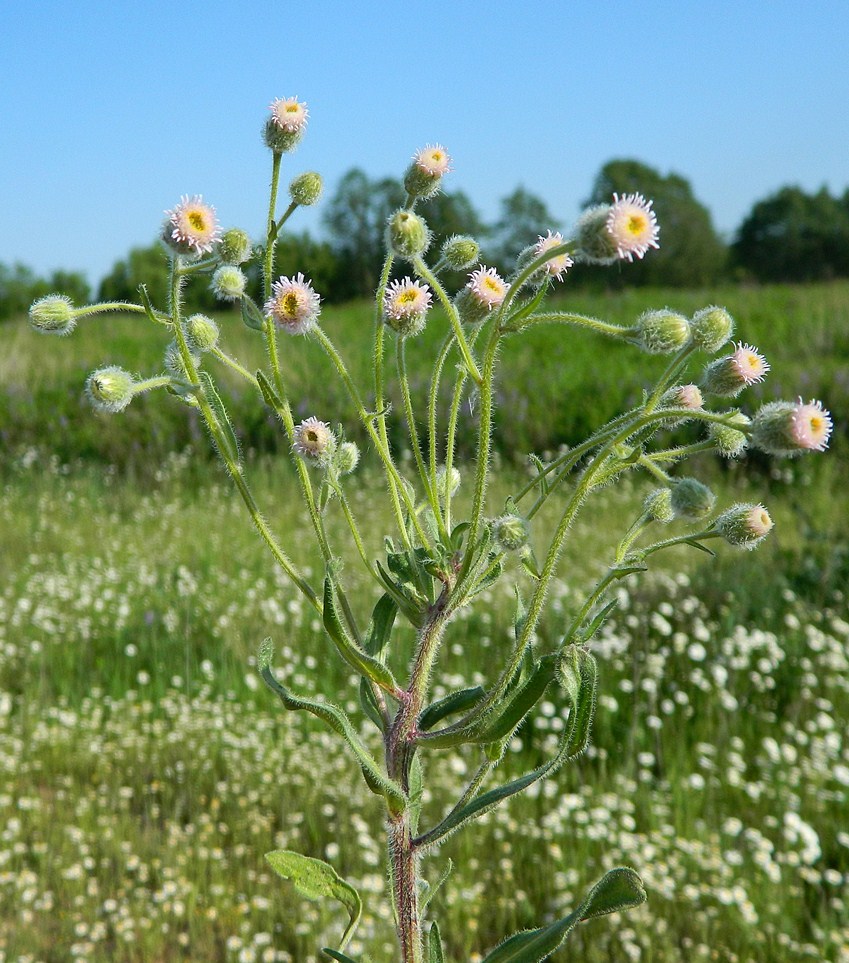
[3,0,848,286]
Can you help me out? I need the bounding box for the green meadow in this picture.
[1,282,848,961]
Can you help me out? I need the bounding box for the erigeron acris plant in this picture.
[29,96,833,963]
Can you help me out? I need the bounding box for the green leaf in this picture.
[199,372,241,467]
[450,521,470,550]
[415,649,597,848]
[428,921,445,963]
[255,369,286,412]
[420,858,453,913]
[419,686,485,731]
[363,593,398,656]
[265,850,362,951]
[322,951,360,963]
[258,640,405,812]
[138,283,169,325]
[241,295,266,331]
[480,867,646,962]
[574,599,618,645]
[375,560,425,626]
[682,537,717,557]
[527,454,549,496]
[323,576,400,696]
[472,656,556,745]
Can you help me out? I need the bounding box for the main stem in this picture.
[389,813,423,963]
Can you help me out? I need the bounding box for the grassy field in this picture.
[1,283,848,961]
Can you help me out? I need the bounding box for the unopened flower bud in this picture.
[289,171,323,206]
[574,205,618,264]
[85,366,135,413]
[644,488,674,523]
[165,340,201,380]
[690,306,734,352]
[670,477,716,520]
[493,514,529,551]
[218,229,252,265]
[386,210,430,260]
[634,309,691,354]
[264,97,308,153]
[403,144,451,200]
[715,503,774,550]
[709,411,750,458]
[212,265,247,301]
[185,314,220,352]
[750,399,833,456]
[662,384,703,410]
[701,343,769,397]
[336,441,360,475]
[439,236,478,272]
[436,465,461,499]
[293,417,335,464]
[29,294,76,336]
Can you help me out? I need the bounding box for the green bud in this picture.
[263,118,304,154]
[442,235,480,271]
[573,205,617,265]
[386,210,430,260]
[85,366,135,413]
[184,314,220,352]
[218,229,252,265]
[493,514,529,551]
[709,411,750,458]
[634,309,691,354]
[670,477,716,520]
[336,441,360,475]
[436,465,461,499]
[644,488,674,523]
[28,295,76,336]
[211,265,247,301]
[452,286,490,326]
[714,503,774,550]
[289,171,323,206]
[690,306,734,352]
[165,340,201,380]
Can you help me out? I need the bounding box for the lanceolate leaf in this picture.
[428,921,445,963]
[323,577,400,696]
[265,850,362,951]
[258,640,404,812]
[241,295,266,331]
[321,951,360,963]
[419,686,485,731]
[200,372,241,468]
[480,867,646,963]
[415,650,598,848]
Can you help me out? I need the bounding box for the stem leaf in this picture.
[241,295,266,331]
[264,850,362,951]
[480,867,646,962]
[428,921,445,963]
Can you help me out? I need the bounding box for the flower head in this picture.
[715,503,774,550]
[750,398,833,456]
[606,193,660,262]
[293,417,334,462]
[701,342,769,397]
[790,398,833,452]
[467,266,507,310]
[269,97,309,133]
[414,144,451,177]
[264,273,321,335]
[534,231,573,281]
[211,265,247,301]
[383,278,432,336]
[163,195,221,256]
[85,366,136,413]
[29,294,76,336]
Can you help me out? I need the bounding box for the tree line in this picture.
[5,159,849,319]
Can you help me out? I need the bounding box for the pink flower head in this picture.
[414,144,451,177]
[164,195,221,255]
[264,273,321,335]
[293,417,334,461]
[269,97,309,133]
[745,505,774,540]
[674,384,704,410]
[729,342,770,385]
[467,266,507,310]
[534,230,573,281]
[383,278,432,321]
[606,193,660,262]
[790,398,833,452]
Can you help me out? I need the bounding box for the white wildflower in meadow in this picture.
[606,192,660,262]
[293,417,334,461]
[383,278,432,336]
[264,273,321,334]
[414,144,451,177]
[269,96,309,133]
[534,230,573,280]
[163,195,221,256]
